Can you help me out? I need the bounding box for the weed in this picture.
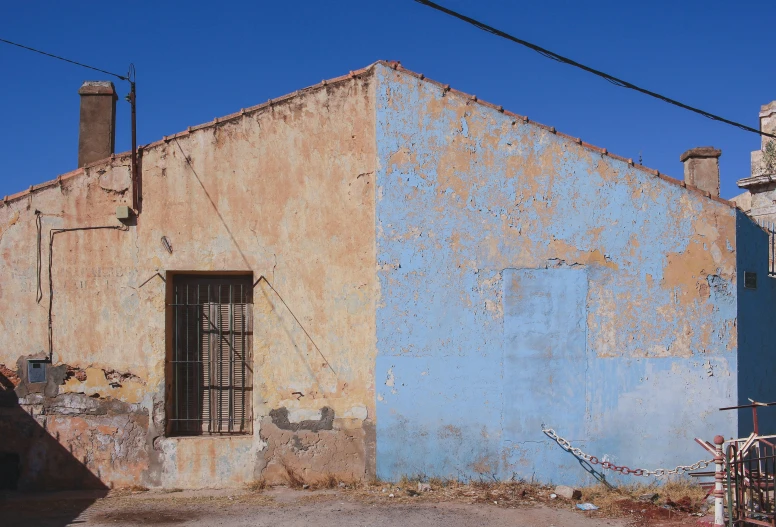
[310,473,339,489]
[281,463,305,489]
[248,479,267,492]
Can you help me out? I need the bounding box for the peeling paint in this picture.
[0,62,774,490]
[0,70,377,490]
[372,63,763,485]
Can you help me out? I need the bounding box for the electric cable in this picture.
[413,0,776,139]
[0,37,128,80]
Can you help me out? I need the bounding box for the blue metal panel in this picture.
[27,360,46,384]
[736,212,776,435]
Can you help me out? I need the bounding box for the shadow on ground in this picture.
[0,371,108,527]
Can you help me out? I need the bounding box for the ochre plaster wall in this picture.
[0,70,376,490]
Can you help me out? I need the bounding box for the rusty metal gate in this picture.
[722,400,776,527]
[727,438,776,526]
[168,275,253,435]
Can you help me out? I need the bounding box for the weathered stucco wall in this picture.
[1,61,770,491]
[373,64,740,485]
[0,69,377,490]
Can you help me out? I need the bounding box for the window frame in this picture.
[165,272,254,437]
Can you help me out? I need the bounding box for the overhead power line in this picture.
[1,37,140,210]
[414,0,776,140]
[0,37,129,81]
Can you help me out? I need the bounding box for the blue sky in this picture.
[1,0,774,199]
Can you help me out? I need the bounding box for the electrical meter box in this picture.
[27,360,47,384]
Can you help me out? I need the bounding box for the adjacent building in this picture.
[0,61,773,490]
[731,101,776,223]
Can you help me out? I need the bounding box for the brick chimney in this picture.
[78,81,117,167]
[680,147,721,197]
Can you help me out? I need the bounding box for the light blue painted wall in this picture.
[502,268,588,481]
[374,64,741,484]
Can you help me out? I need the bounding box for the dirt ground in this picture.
[0,485,709,527]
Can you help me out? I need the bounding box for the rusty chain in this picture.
[542,427,712,477]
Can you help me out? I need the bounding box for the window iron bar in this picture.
[169,276,252,436]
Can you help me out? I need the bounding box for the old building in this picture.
[731,102,776,231]
[0,61,774,490]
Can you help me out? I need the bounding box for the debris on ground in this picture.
[576,503,600,511]
[0,478,709,527]
[323,477,709,526]
[554,485,582,500]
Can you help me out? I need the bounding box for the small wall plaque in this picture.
[745,272,758,290]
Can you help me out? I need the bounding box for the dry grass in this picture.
[342,476,555,507]
[282,464,306,490]
[245,473,709,525]
[107,485,149,497]
[579,480,708,516]
[573,479,711,526]
[309,473,340,490]
[248,479,267,492]
[249,470,356,492]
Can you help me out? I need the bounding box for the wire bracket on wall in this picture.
[138,272,166,289]
[161,236,173,254]
[253,275,337,375]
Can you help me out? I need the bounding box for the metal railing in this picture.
[727,437,776,526]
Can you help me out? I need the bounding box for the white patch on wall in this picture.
[342,405,368,420]
[385,367,395,387]
[287,408,322,423]
[98,166,130,193]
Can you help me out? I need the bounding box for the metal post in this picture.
[768,223,776,274]
[185,284,189,433]
[714,435,725,527]
[174,283,179,434]
[197,284,201,434]
[228,284,234,433]
[128,71,139,213]
[725,445,734,527]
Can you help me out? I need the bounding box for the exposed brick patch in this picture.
[66,366,88,382]
[0,364,20,387]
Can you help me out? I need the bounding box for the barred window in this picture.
[168,275,252,436]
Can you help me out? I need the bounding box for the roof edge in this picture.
[2,60,737,212]
[1,63,380,207]
[737,174,776,189]
[378,61,735,211]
